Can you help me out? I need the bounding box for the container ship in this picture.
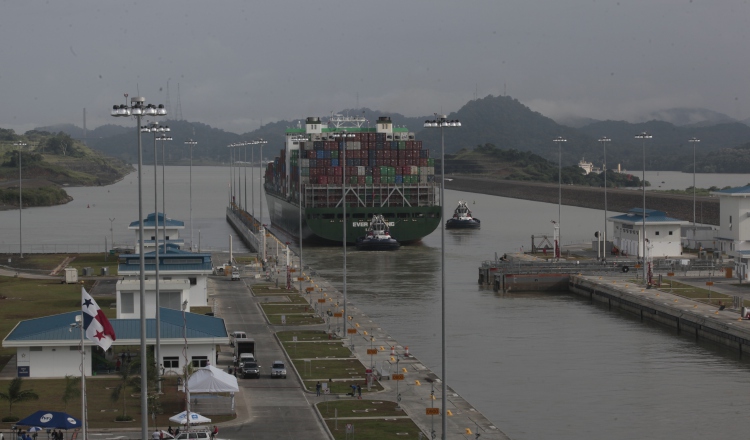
[263,115,441,244]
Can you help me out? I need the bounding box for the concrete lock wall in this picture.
[569,276,750,355]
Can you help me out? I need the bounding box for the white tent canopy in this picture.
[169,411,211,425]
[188,365,239,393]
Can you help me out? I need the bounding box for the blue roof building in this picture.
[117,240,214,316]
[129,212,185,251]
[711,185,750,279]
[609,208,687,258]
[2,308,228,378]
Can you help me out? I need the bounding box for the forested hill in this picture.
[33,94,750,173]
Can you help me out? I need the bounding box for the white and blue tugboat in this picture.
[355,215,401,251]
[446,200,480,229]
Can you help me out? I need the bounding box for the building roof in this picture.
[118,248,213,274]
[609,208,687,225]
[129,212,185,229]
[3,308,227,346]
[712,185,750,196]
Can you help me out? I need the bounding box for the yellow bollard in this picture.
[379,346,385,351]
[363,331,368,335]
[390,356,395,362]
[465,428,472,435]
[415,380,421,386]
[447,410,453,416]
[402,367,407,373]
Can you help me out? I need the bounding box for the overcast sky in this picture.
[2,0,749,134]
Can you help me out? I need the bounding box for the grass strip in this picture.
[266,313,325,325]
[322,418,422,440]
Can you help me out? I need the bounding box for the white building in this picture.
[609,208,687,258]
[130,212,185,251]
[712,185,750,279]
[2,309,228,378]
[116,248,213,316]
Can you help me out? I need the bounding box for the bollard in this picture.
[390,346,396,356]
[404,346,410,357]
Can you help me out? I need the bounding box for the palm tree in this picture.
[110,362,139,420]
[0,377,39,417]
[61,375,81,413]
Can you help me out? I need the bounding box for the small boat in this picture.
[446,200,480,229]
[355,215,400,251]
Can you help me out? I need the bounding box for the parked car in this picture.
[270,360,287,378]
[242,361,261,378]
[231,270,241,281]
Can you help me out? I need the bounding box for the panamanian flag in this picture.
[82,287,116,350]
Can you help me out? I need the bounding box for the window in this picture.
[669,231,673,235]
[163,357,179,368]
[730,215,733,231]
[192,356,208,368]
[30,347,42,352]
[121,292,134,314]
[189,277,197,286]
[655,231,660,236]
[160,291,182,310]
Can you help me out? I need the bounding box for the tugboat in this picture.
[355,215,400,251]
[446,201,480,229]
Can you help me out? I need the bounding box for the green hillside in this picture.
[0,128,132,208]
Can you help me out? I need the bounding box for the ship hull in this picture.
[266,188,441,244]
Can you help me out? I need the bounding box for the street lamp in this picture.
[256,139,267,225]
[635,131,652,284]
[141,122,170,393]
[13,142,26,258]
[111,95,166,440]
[599,137,611,259]
[423,114,461,440]
[553,136,567,255]
[184,139,197,251]
[689,137,700,246]
[158,132,172,253]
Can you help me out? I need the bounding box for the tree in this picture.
[0,377,40,418]
[110,362,139,421]
[61,375,81,413]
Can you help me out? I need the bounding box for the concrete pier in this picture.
[569,275,750,355]
[228,217,511,439]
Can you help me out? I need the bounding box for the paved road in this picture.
[210,267,329,440]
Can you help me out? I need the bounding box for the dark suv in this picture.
[242,361,261,378]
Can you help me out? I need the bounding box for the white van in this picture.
[230,331,247,347]
[239,352,255,365]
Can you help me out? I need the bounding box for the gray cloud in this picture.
[2,0,749,134]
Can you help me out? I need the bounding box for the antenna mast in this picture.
[165,78,172,117]
[176,83,184,121]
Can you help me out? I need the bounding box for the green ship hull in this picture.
[265,186,441,244]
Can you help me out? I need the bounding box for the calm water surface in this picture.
[2,167,750,439]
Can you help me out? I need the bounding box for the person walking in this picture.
[357,384,362,399]
[211,425,219,440]
[316,381,321,396]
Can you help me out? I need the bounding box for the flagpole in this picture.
[79,307,87,440]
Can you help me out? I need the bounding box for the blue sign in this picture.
[17,366,29,377]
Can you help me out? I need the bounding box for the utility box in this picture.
[64,267,78,284]
[101,267,109,276]
[82,267,92,276]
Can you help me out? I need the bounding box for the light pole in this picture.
[141,122,170,393]
[159,131,172,253]
[109,218,116,248]
[13,142,26,258]
[635,132,652,284]
[184,139,197,250]
[599,137,611,259]
[689,137,700,247]
[256,139,267,225]
[111,95,166,440]
[553,136,567,254]
[424,114,461,440]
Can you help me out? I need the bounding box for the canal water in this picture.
[2,167,749,440]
